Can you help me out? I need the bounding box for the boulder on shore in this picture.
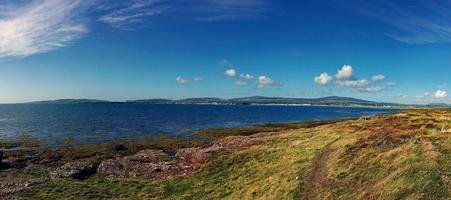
[98,149,177,179]
[176,147,213,166]
[124,149,169,163]
[50,161,97,180]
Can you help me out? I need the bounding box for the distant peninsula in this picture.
[24,96,450,109]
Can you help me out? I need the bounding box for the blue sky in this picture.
[0,0,449,104]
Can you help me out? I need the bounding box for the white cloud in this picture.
[0,1,273,59]
[386,82,396,87]
[98,0,169,29]
[193,77,203,81]
[235,80,247,86]
[434,90,447,98]
[372,75,385,81]
[219,59,235,68]
[314,72,333,85]
[194,0,271,21]
[336,79,370,88]
[225,69,237,77]
[358,86,385,93]
[176,76,188,84]
[0,0,88,59]
[257,75,279,88]
[314,65,393,93]
[392,94,407,99]
[240,73,254,80]
[335,65,353,79]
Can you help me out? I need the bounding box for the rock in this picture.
[97,159,127,178]
[113,144,128,152]
[97,148,209,179]
[0,151,3,162]
[98,149,175,179]
[125,149,170,163]
[176,148,213,165]
[360,116,372,121]
[50,161,97,180]
[0,177,48,197]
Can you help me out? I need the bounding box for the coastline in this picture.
[1,109,449,199]
[0,104,400,149]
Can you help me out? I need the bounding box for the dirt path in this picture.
[302,148,333,200]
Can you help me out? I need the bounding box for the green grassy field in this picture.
[15,109,451,199]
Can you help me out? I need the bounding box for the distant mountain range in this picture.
[25,96,450,108]
[425,103,451,107]
[28,99,111,104]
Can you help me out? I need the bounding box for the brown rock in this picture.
[97,159,127,178]
[0,177,48,197]
[50,161,97,180]
[176,147,213,165]
[98,149,178,179]
[124,149,169,163]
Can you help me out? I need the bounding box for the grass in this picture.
[194,118,350,139]
[14,109,451,199]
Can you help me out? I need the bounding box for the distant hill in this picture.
[176,98,224,104]
[126,99,173,104]
[426,103,451,108]
[25,96,446,108]
[313,96,375,104]
[127,96,381,106]
[28,99,113,104]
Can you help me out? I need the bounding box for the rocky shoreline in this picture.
[0,135,262,197]
[0,120,302,198]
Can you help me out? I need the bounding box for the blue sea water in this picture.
[0,104,400,145]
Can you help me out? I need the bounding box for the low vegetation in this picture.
[0,109,449,199]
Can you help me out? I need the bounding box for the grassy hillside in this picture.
[18,109,451,199]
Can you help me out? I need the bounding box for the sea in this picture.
[0,104,400,146]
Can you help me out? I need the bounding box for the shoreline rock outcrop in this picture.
[50,161,97,180]
[97,136,263,180]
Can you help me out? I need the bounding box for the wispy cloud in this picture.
[235,80,247,86]
[0,0,88,59]
[176,76,188,84]
[98,0,170,29]
[192,0,271,21]
[240,73,254,80]
[342,0,451,44]
[0,0,272,59]
[193,77,203,81]
[372,75,385,81]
